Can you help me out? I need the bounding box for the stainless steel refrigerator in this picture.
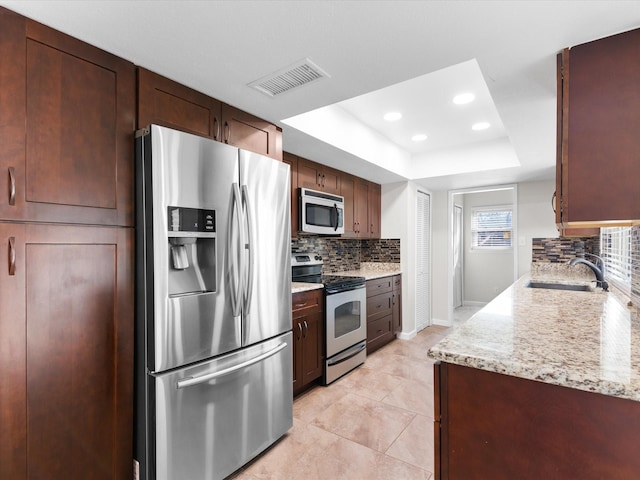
[134,125,292,480]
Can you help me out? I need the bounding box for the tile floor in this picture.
[230,323,454,480]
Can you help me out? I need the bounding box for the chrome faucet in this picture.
[568,254,608,291]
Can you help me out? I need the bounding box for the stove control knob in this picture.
[315,255,322,261]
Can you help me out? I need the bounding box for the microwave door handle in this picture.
[332,204,339,231]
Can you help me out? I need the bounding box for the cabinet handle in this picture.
[297,322,303,340]
[392,294,395,306]
[213,117,220,141]
[322,174,326,188]
[8,236,16,276]
[302,320,308,338]
[294,302,308,309]
[8,167,16,206]
[223,121,230,144]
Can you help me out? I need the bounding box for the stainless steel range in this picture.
[291,253,367,384]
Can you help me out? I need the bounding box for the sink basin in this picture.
[526,281,591,292]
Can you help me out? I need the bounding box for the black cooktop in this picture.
[321,275,366,294]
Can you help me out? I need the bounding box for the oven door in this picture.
[325,286,367,358]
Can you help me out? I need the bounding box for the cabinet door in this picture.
[0,223,134,480]
[283,152,299,237]
[368,182,381,238]
[137,67,222,140]
[320,165,341,195]
[0,11,135,227]
[292,320,303,391]
[340,173,357,238]
[297,158,322,190]
[301,311,324,383]
[392,275,402,334]
[222,103,282,160]
[560,28,640,224]
[355,179,370,238]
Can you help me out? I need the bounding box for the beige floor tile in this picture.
[381,377,434,418]
[333,364,405,401]
[386,414,434,473]
[372,354,433,385]
[293,382,351,424]
[310,392,416,452]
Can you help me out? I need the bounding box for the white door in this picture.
[416,191,431,331]
[453,204,463,308]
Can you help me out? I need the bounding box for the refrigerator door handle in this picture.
[228,183,243,318]
[176,342,287,389]
[241,184,254,316]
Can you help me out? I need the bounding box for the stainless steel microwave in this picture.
[299,188,345,235]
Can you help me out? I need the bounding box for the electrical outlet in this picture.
[518,236,526,247]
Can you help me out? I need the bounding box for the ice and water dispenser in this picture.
[167,206,216,296]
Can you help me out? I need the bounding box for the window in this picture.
[600,226,631,293]
[471,206,512,250]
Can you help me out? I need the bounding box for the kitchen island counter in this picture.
[428,274,640,402]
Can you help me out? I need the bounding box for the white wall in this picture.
[381,181,418,337]
[383,179,561,327]
[462,189,514,303]
[516,180,560,276]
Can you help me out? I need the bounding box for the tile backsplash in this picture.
[531,237,600,263]
[632,225,639,307]
[291,235,400,273]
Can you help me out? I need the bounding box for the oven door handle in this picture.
[176,342,287,389]
[327,342,366,366]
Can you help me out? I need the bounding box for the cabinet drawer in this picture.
[392,275,402,290]
[367,315,392,343]
[366,277,393,297]
[292,289,323,319]
[366,291,392,321]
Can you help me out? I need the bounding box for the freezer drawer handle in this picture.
[176,342,287,389]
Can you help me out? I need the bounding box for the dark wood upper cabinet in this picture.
[137,67,222,140]
[298,158,341,195]
[0,8,135,227]
[0,223,134,480]
[136,68,282,160]
[556,28,640,227]
[222,103,283,161]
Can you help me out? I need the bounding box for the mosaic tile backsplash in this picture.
[632,225,640,307]
[531,237,600,263]
[291,235,400,273]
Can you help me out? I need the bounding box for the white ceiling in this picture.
[3,0,639,191]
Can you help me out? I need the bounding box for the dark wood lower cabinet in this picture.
[434,362,640,480]
[365,277,393,353]
[292,289,324,395]
[0,223,134,480]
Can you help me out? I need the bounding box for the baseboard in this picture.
[396,330,416,340]
[462,301,487,307]
[430,318,452,327]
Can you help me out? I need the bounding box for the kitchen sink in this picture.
[526,281,591,292]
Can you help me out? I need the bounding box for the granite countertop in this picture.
[332,262,402,280]
[291,282,323,294]
[428,267,640,402]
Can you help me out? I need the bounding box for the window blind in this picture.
[471,206,513,249]
[600,226,631,293]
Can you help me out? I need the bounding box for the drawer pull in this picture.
[8,236,16,275]
[8,167,16,206]
[294,302,308,309]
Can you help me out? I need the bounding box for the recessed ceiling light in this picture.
[384,112,402,122]
[453,93,475,105]
[472,122,491,131]
[411,134,428,142]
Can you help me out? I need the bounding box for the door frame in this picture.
[447,184,518,324]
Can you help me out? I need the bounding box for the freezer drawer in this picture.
[151,332,293,480]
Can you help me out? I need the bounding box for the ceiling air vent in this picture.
[248,58,330,97]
